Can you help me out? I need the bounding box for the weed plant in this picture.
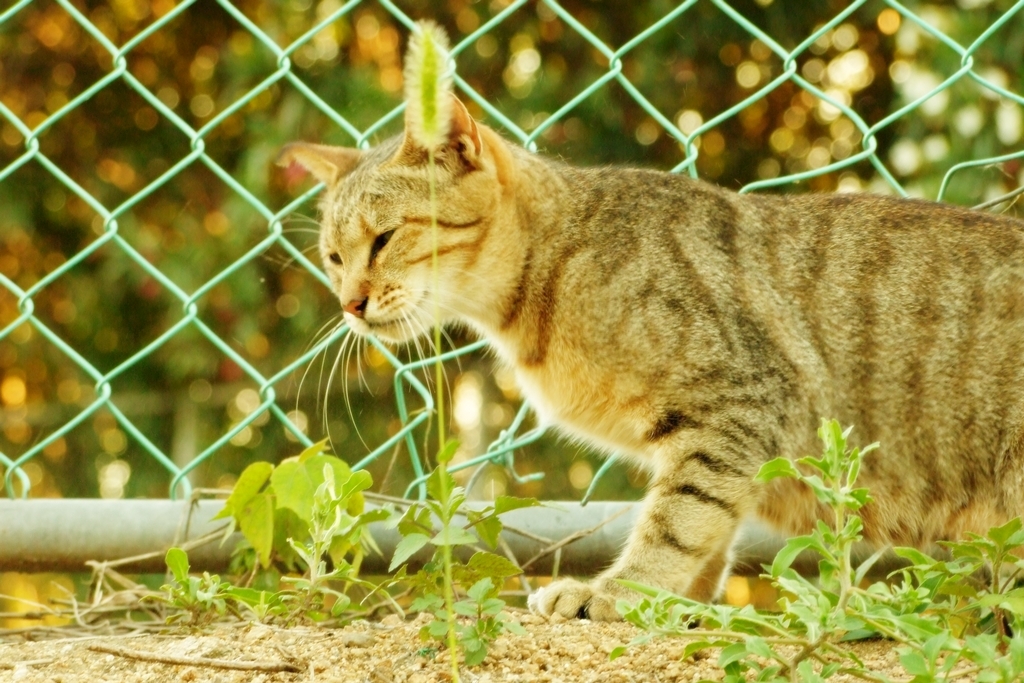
[386,447,537,665]
[159,440,388,626]
[614,419,1024,682]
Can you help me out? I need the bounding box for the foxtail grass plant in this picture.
[404,20,460,681]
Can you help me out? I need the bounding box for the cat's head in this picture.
[278,81,517,345]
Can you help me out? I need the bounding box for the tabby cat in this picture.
[278,26,1024,621]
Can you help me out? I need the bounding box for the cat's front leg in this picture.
[529,453,755,621]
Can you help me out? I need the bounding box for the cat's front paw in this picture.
[527,578,623,621]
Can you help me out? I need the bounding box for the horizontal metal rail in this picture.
[0,499,906,577]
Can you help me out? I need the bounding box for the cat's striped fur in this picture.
[280,92,1024,621]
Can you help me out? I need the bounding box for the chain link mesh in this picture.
[2,0,1023,500]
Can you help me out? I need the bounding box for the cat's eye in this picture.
[370,229,396,262]
[327,252,342,266]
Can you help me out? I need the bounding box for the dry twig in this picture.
[87,642,302,673]
[518,506,632,571]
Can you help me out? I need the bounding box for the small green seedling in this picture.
[214,439,386,583]
[158,441,392,626]
[389,443,538,666]
[158,547,238,627]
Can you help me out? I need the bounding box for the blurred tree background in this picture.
[2,0,1024,516]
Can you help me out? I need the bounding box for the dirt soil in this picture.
[0,610,924,683]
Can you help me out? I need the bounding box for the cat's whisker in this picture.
[335,329,356,429]
[295,314,344,431]
[281,212,322,227]
[419,326,456,411]
[323,334,346,452]
[318,325,345,439]
[405,285,482,320]
[400,314,426,369]
[342,334,371,451]
[308,314,345,357]
[400,313,434,397]
[339,329,364,419]
[406,313,461,425]
[354,334,371,395]
[279,227,321,236]
[328,329,372,453]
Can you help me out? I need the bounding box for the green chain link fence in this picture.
[2,0,1024,501]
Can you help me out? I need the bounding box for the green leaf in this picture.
[297,438,331,462]
[795,660,826,683]
[463,639,488,666]
[165,547,190,582]
[987,517,1024,547]
[473,515,503,549]
[430,479,467,522]
[492,496,542,515]
[797,456,828,479]
[1009,634,1024,672]
[743,636,774,661]
[239,491,276,568]
[213,461,273,520]
[503,619,526,636]
[847,452,861,485]
[853,545,889,587]
[389,532,431,572]
[479,597,504,615]
[754,457,799,483]
[840,627,881,642]
[770,536,818,576]
[977,588,1024,615]
[453,600,479,617]
[430,525,477,547]
[339,469,372,500]
[397,504,434,537]
[920,633,953,664]
[329,508,389,565]
[465,551,522,580]
[426,466,458,507]
[224,586,273,607]
[467,577,495,602]
[352,506,392,527]
[893,546,938,566]
[848,487,872,509]
[436,439,460,465]
[270,459,315,522]
[609,645,630,660]
[427,617,450,638]
[718,642,753,667]
[330,593,352,616]
[466,497,540,548]
[891,614,944,641]
[965,633,1000,664]
[272,454,356,523]
[410,593,444,613]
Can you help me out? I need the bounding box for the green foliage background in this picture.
[2,0,1024,503]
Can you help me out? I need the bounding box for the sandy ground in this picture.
[0,609,920,683]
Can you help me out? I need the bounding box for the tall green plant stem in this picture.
[428,148,459,681]
[428,158,446,450]
[835,475,853,612]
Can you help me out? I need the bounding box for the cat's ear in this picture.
[396,93,483,167]
[448,94,483,161]
[276,143,362,185]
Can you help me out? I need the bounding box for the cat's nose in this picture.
[344,297,368,318]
